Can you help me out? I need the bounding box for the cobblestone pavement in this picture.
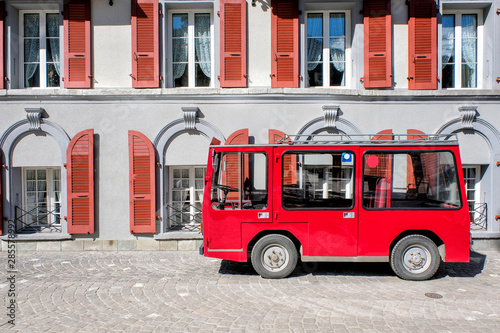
[1,250,500,332]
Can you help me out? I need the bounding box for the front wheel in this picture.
[251,234,298,279]
[390,235,440,281]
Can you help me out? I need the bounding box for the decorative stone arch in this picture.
[436,111,500,236]
[0,110,71,234]
[153,107,225,233]
[296,105,361,139]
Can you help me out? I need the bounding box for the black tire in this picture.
[251,234,298,279]
[390,235,441,281]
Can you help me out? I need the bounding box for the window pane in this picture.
[27,181,36,191]
[307,13,323,37]
[461,14,477,88]
[441,14,455,88]
[182,169,189,177]
[283,152,354,209]
[47,64,60,87]
[330,13,345,37]
[212,153,268,210]
[26,170,36,180]
[195,14,211,87]
[308,62,323,87]
[195,168,205,178]
[172,14,188,37]
[307,13,323,87]
[363,151,461,209]
[46,13,59,37]
[37,170,46,180]
[24,14,40,37]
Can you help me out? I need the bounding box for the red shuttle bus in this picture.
[201,134,470,280]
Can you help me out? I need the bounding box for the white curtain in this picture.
[173,38,188,80]
[47,14,60,76]
[461,15,477,87]
[441,23,454,68]
[24,14,40,87]
[194,14,211,80]
[307,14,322,71]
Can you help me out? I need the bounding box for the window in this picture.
[363,151,461,209]
[169,166,206,229]
[168,10,213,88]
[282,152,354,209]
[20,11,60,88]
[442,11,482,89]
[306,11,350,87]
[22,168,61,231]
[463,166,485,229]
[211,152,268,210]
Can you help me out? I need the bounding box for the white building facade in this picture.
[0,0,499,250]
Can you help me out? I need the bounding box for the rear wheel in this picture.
[390,235,440,281]
[251,234,298,279]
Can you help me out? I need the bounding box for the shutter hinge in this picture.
[496,77,500,83]
[160,75,163,81]
[1,164,7,169]
[4,77,9,82]
[360,77,364,83]
[156,162,161,167]
[243,74,248,78]
[496,8,500,15]
[496,161,500,167]
[217,75,221,80]
[64,216,67,220]
[495,215,500,221]
[407,76,414,80]
[64,163,67,168]
[156,216,161,221]
[130,74,137,81]
[217,11,220,17]
[299,75,303,81]
[159,9,162,15]
[270,74,276,78]
[88,75,93,79]
[62,77,65,82]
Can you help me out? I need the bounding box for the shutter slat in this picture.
[363,0,392,88]
[67,129,94,234]
[409,0,437,90]
[131,0,159,88]
[220,0,247,87]
[64,0,91,88]
[271,0,298,88]
[129,131,156,233]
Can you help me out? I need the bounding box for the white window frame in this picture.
[19,10,61,89]
[22,167,62,228]
[168,166,206,229]
[441,10,483,89]
[304,10,351,88]
[166,9,214,88]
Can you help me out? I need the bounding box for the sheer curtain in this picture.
[47,14,60,77]
[194,14,211,81]
[307,14,322,71]
[461,14,477,88]
[441,15,455,69]
[24,14,40,87]
[330,13,345,86]
[172,14,188,81]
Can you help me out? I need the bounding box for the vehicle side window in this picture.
[363,151,462,209]
[211,152,268,210]
[282,152,354,209]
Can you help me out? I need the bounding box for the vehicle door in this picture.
[204,146,273,251]
[273,146,359,257]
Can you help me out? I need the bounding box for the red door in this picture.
[273,146,359,258]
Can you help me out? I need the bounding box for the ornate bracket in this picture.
[458,106,478,130]
[181,107,199,130]
[25,108,44,130]
[323,105,340,129]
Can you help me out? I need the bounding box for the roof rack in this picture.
[276,133,458,145]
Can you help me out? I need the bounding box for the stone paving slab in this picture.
[1,250,499,332]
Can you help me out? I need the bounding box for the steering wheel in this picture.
[214,184,238,193]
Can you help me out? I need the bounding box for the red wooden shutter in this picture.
[129,131,156,233]
[271,0,299,88]
[408,0,437,90]
[131,0,159,88]
[363,0,392,88]
[406,129,426,190]
[369,130,393,207]
[224,129,249,200]
[67,129,94,234]
[220,0,247,87]
[64,0,91,88]
[0,3,4,90]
